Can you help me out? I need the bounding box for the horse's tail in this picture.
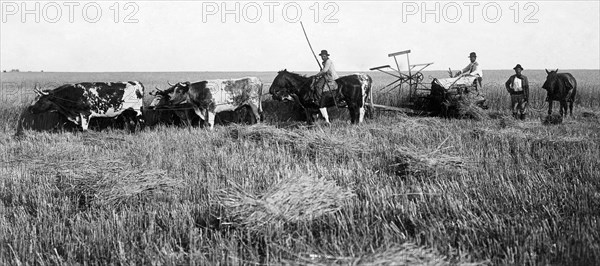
[567,87,577,103]
[569,78,577,103]
[562,73,577,102]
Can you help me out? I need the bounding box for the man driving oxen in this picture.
[313,50,346,107]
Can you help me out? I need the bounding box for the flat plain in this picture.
[1,69,599,265]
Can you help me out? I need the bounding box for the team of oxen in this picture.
[28,69,576,131]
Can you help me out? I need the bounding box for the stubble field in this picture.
[1,70,599,265]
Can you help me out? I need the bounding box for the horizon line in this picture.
[2,69,600,73]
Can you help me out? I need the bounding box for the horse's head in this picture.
[269,69,302,102]
[542,68,560,97]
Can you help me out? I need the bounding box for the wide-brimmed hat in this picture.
[513,64,524,70]
[319,50,330,56]
[468,52,477,58]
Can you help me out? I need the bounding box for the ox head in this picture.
[148,81,190,110]
[29,84,56,114]
[269,69,300,102]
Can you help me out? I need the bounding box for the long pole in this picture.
[300,21,322,70]
[299,21,340,109]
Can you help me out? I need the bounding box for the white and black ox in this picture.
[148,77,263,129]
[29,81,144,131]
[269,70,372,125]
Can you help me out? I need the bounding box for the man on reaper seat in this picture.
[314,50,345,107]
[453,52,483,89]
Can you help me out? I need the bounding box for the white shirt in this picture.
[462,61,483,77]
[512,77,523,92]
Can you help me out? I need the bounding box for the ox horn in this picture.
[39,86,49,95]
[151,86,163,96]
[33,84,48,95]
[167,81,175,86]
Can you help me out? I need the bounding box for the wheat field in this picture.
[1,70,599,265]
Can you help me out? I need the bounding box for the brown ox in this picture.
[149,77,263,129]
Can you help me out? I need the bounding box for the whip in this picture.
[300,21,322,70]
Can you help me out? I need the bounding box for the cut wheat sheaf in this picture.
[217,174,355,231]
[19,156,185,208]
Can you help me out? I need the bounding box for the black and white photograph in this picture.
[1,0,599,264]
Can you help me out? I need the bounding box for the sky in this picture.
[1,0,599,72]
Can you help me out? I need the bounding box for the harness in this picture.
[282,75,341,109]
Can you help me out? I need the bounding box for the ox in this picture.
[148,77,263,129]
[269,70,372,125]
[542,69,577,116]
[29,81,144,131]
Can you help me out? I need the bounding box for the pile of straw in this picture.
[228,124,368,157]
[217,175,355,231]
[288,243,486,266]
[390,142,468,176]
[295,131,368,157]
[456,95,488,121]
[428,84,488,120]
[94,169,180,206]
[470,127,528,140]
[51,157,182,208]
[228,124,303,144]
[356,243,456,266]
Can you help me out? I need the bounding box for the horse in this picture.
[542,69,577,116]
[269,69,372,125]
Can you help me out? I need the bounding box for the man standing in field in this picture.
[315,50,344,107]
[505,64,529,120]
[453,52,483,89]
